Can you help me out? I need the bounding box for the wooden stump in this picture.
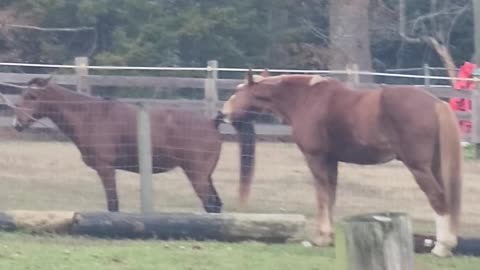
[71,212,306,243]
[335,212,415,270]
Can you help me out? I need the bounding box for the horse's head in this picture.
[220,69,280,206]
[222,69,280,123]
[12,77,52,131]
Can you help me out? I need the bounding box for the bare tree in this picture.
[397,0,471,84]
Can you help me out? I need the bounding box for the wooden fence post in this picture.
[204,60,219,118]
[346,63,360,85]
[136,103,154,213]
[335,212,415,270]
[75,57,91,95]
[472,86,480,158]
[423,63,430,87]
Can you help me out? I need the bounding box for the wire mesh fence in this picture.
[0,64,478,240]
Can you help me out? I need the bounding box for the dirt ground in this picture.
[0,129,478,237]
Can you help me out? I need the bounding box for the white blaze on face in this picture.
[221,94,236,123]
[11,115,18,127]
[309,75,329,86]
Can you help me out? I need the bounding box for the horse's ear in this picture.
[260,68,270,77]
[28,76,52,89]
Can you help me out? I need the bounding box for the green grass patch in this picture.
[463,144,477,160]
[0,232,478,270]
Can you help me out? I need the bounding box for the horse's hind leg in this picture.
[404,162,453,256]
[95,166,119,212]
[431,155,458,257]
[327,160,338,226]
[183,163,222,213]
[407,164,447,214]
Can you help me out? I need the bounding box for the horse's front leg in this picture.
[95,166,119,212]
[304,153,338,247]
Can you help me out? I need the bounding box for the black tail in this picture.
[232,117,256,207]
[211,111,256,207]
[213,111,225,130]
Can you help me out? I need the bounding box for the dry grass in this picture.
[0,137,479,237]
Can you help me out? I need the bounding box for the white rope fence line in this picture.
[0,82,27,89]
[0,62,478,82]
[0,73,474,145]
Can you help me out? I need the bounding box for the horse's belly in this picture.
[336,146,396,165]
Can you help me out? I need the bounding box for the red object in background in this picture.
[453,62,476,90]
[449,62,476,134]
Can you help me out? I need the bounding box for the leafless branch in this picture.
[409,6,464,38]
[300,18,329,43]
[299,18,353,62]
[373,0,396,15]
[398,0,422,43]
[85,29,98,57]
[2,23,94,32]
[397,0,468,85]
[446,2,471,48]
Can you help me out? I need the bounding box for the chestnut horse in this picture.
[221,70,462,257]
[11,77,255,214]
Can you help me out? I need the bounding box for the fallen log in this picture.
[71,212,307,243]
[5,210,75,234]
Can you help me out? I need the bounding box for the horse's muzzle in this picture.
[12,117,24,132]
[13,123,24,132]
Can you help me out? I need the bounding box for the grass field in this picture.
[0,232,479,270]
[0,132,479,269]
[0,136,479,237]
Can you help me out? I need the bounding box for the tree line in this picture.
[0,0,474,84]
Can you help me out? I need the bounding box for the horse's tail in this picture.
[211,111,256,207]
[232,119,256,207]
[435,101,463,234]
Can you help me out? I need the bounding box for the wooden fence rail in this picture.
[0,58,476,143]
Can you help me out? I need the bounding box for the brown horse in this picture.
[221,70,462,257]
[11,77,255,214]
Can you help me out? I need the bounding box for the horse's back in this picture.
[148,107,222,171]
[380,86,440,131]
[379,86,443,162]
[324,85,440,164]
[323,89,396,163]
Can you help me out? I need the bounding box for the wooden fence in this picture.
[2,58,479,213]
[0,58,477,142]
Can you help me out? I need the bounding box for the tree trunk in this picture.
[329,0,373,82]
[425,37,457,86]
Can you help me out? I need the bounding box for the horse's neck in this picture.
[272,80,343,123]
[271,85,309,123]
[44,89,92,143]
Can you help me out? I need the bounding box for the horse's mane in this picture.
[28,77,103,102]
[254,74,341,90]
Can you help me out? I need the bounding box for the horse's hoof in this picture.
[431,242,453,257]
[312,235,334,247]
